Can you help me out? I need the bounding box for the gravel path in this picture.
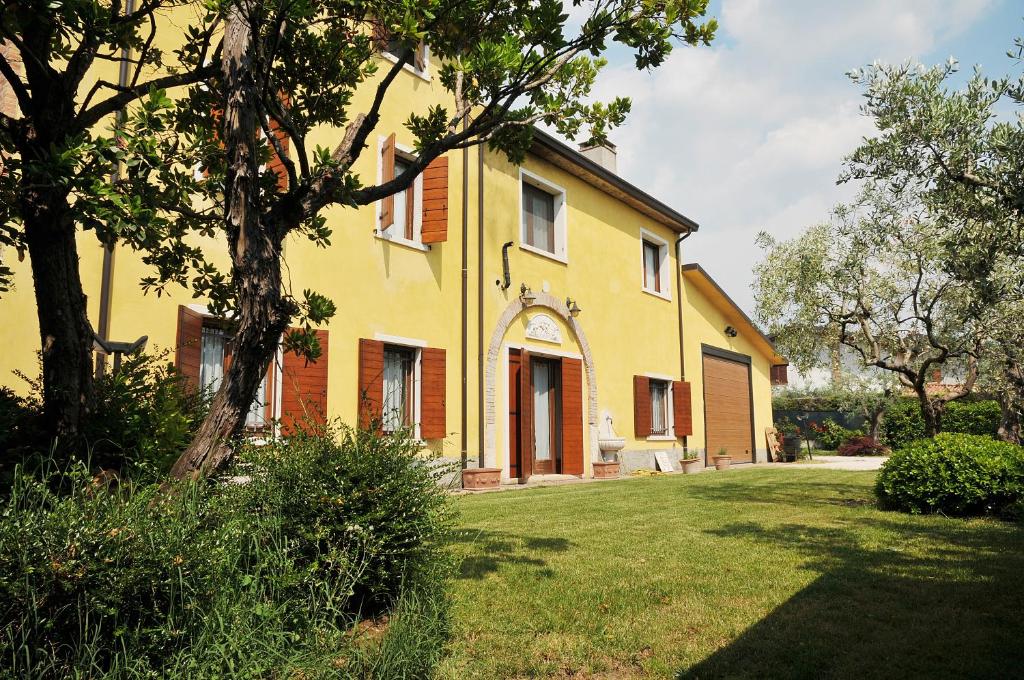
[790,455,887,471]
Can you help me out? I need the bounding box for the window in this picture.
[642,240,661,293]
[639,228,670,299]
[199,325,269,429]
[383,38,429,75]
[523,183,555,253]
[378,135,424,247]
[382,345,417,433]
[392,155,414,240]
[650,379,670,436]
[519,170,567,261]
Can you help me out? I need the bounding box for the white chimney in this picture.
[579,140,617,173]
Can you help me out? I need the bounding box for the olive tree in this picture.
[754,186,981,437]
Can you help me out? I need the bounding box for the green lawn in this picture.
[439,469,1024,679]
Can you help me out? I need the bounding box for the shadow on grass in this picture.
[678,518,1024,680]
[448,529,572,580]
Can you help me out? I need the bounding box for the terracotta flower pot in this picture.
[680,459,702,474]
[461,467,501,490]
[593,461,620,479]
[713,455,732,471]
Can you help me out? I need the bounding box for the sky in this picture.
[573,0,1022,317]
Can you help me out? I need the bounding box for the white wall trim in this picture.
[374,332,429,348]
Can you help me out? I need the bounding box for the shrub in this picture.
[881,399,926,449]
[234,425,457,612]
[837,436,891,457]
[0,428,455,677]
[875,433,1024,518]
[813,419,864,450]
[945,400,1002,437]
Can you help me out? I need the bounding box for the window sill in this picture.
[376,230,431,252]
[647,434,676,442]
[381,52,431,81]
[520,242,568,265]
[642,287,672,302]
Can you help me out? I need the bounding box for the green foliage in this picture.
[237,425,457,612]
[1,352,207,478]
[0,428,455,677]
[882,398,1002,449]
[814,419,864,450]
[837,436,890,457]
[876,433,1024,518]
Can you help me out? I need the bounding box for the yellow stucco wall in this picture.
[0,37,778,473]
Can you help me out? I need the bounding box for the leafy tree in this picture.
[107,0,716,478]
[0,3,220,440]
[843,52,1024,442]
[754,185,981,437]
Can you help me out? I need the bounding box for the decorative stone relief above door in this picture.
[525,313,562,344]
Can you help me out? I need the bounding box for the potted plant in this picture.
[776,419,802,462]
[712,448,732,471]
[679,451,702,474]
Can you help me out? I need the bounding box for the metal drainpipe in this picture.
[460,126,469,471]
[95,0,135,376]
[675,228,694,448]
[476,142,485,469]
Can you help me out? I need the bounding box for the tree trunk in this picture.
[21,181,95,442]
[868,407,884,441]
[917,390,943,438]
[997,396,1023,445]
[170,4,294,479]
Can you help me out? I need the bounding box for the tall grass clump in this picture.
[0,424,456,678]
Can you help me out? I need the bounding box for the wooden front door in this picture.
[702,351,754,464]
[531,356,561,474]
[510,349,568,481]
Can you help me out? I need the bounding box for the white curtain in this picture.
[245,375,267,428]
[651,382,667,435]
[200,327,226,392]
[533,363,552,460]
[383,349,406,432]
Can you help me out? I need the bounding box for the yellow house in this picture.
[0,36,787,486]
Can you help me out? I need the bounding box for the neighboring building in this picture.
[0,37,787,483]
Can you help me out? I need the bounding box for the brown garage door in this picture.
[702,350,754,465]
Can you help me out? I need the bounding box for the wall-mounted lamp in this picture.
[520,283,536,305]
[724,325,738,338]
[565,297,582,318]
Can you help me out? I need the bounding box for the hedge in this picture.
[882,398,1001,449]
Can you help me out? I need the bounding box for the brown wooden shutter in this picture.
[561,357,584,475]
[770,364,789,386]
[421,155,449,244]
[380,133,396,229]
[519,350,533,482]
[175,305,204,391]
[420,347,446,439]
[508,349,522,479]
[357,338,385,430]
[280,329,330,435]
[633,375,651,438]
[267,104,290,191]
[672,380,693,437]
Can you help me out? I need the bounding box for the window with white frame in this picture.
[391,154,415,240]
[649,379,670,436]
[378,138,423,245]
[520,170,567,261]
[200,326,269,429]
[383,38,429,76]
[639,229,670,298]
[382,344,418,433]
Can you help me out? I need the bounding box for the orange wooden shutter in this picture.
[672,380,693,437]
[380,133,396,229]
[633,375,651,438]
[561,357,584,475]
[267,105,290,191]
[519,350,533,482]
[175,305,204,391]
[419,154,448,244]
[421,155,448,244]
[280,329,330,435]
[508,349,522,478]
[420,347,446,439]
[357,338,385,430]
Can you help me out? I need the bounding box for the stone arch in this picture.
[484,291,599,472]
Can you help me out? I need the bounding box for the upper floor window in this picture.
[639,228,670,299]
[650,379,670,436]
[383,37,429,76]
[378,134,424,247]
[520,169,567,262]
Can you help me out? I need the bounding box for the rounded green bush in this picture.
[875,433,1024,518]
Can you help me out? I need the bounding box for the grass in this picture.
[439,468,1024,679]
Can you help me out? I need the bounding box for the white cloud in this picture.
[576,0,998,315]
